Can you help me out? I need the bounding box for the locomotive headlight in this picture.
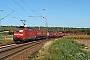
[19,34,23,36]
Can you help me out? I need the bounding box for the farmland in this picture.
[0,35,14,46]
[32,36,90,60]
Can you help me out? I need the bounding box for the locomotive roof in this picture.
[17,26,25,28]
[17,26,32,29]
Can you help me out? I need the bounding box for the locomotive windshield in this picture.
[15,30,23,32]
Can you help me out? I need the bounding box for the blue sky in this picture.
[0,0,90,28]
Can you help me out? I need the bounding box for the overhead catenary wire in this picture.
[0,1,38,25]
[2,10,15,19]
[21,0,48,27]
[21,0,45,24]
[0,2,27,18]
[13,0,43,24]
[0,4,21,20]
[21,0,44,18]
[3,12,37,26]
[0,1,44,26]
[13,0,31,16]
[3,11,20,20]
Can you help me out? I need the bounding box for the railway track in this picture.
[0,44,16,51]
[0,39,47,60]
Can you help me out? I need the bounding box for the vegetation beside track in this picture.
[31,38,90,60]
[0,35,14,46]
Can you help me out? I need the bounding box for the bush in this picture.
[9,31,13,35]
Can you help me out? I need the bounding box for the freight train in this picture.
[13,26,63,43]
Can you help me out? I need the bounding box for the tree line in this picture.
[0,26,90,35]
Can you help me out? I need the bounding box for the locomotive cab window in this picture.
[15,30,24,32]
[19,30,23,32]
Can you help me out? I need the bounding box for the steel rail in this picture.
[0,40,46,60]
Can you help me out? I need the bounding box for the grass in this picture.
[32,38,90,60]
[0,35,14,46]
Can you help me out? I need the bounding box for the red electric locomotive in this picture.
[13,26,35,43]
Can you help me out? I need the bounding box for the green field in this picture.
[32,39,90,60]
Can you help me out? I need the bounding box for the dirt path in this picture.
[75,39,90,52]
